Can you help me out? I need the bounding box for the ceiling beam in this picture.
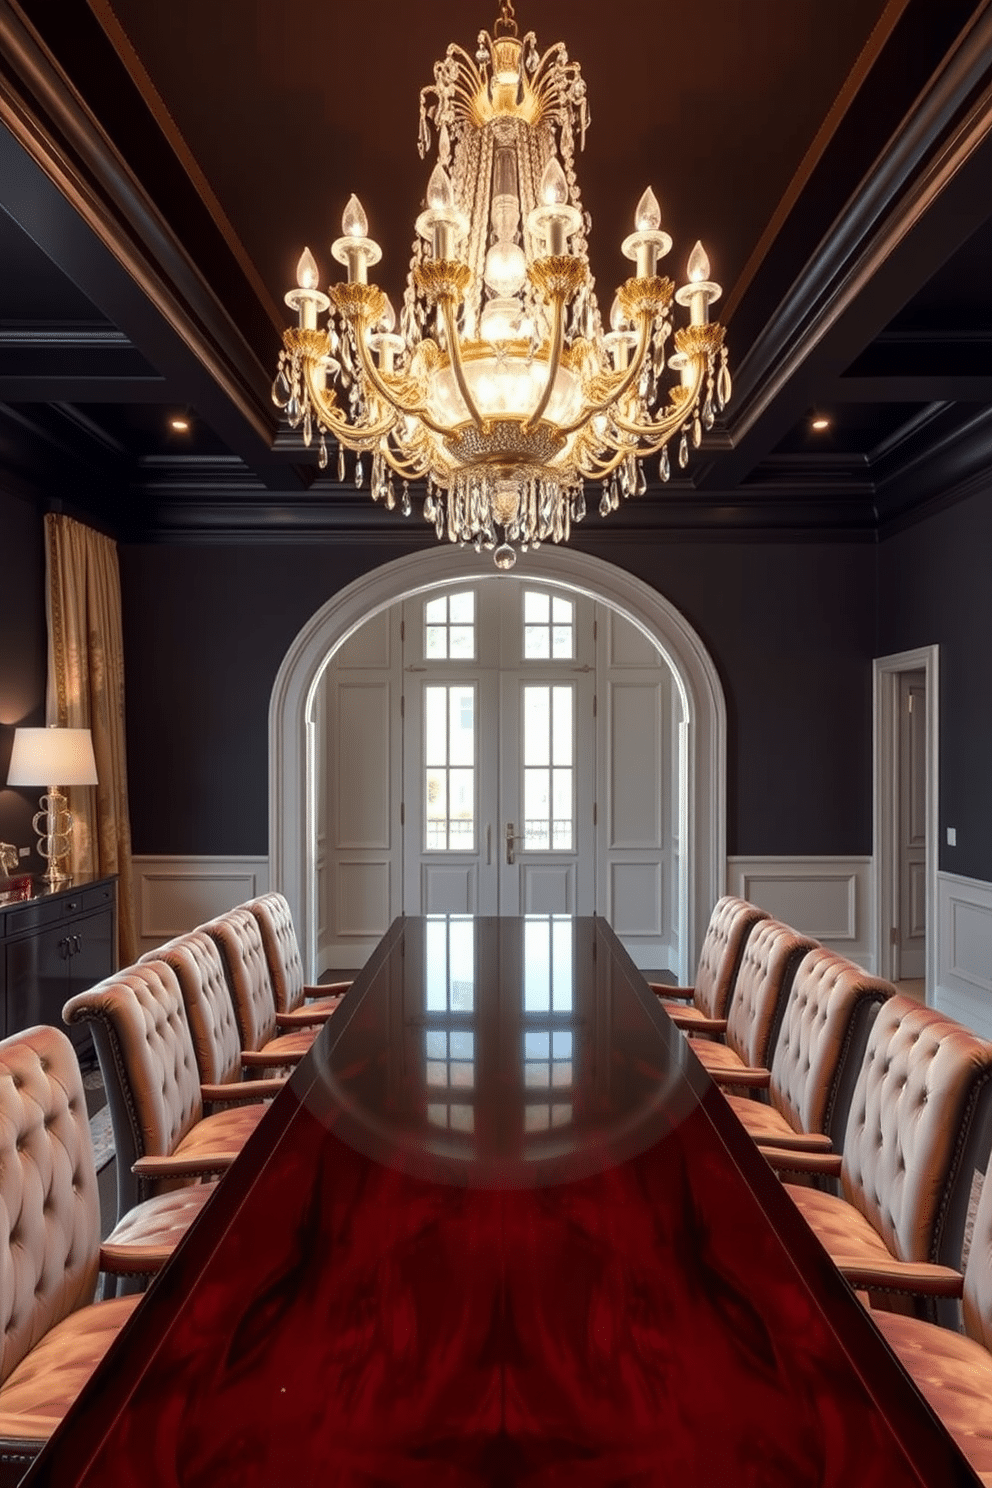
[697,7,992,492]
[0,3,308,491]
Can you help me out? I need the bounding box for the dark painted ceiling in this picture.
[0,0,989,542]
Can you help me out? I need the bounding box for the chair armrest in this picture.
[711,1066,771,1090]
[765,1149,843,1178]
[241,1048,302,1068]
[275,1009,330,1029]
[305,982,348,999]
[670,1014,727,1036]
[651,984,695,1001]
[839,1258,964,1298]
[99,1245,168,1278]
[201,1079,284,1103]
[132,1153,234,1180]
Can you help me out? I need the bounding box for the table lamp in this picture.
[6,725,98,887]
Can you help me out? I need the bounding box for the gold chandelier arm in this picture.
[300,359,399,445]
[380,443,431,480]
[610,356,706,443]
[524,291,566,432]
[345,322,430,426]
[579,446,629,480]
[439,296,486,429]
[555,310,652,437]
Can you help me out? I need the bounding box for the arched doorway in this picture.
[269,548,726,983]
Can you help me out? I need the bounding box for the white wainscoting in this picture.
[725,857,874,970]
[934,871,992,1038]
[131,855,270,956]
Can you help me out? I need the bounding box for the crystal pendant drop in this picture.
[286,396,299,426]
[424,491,436,522]
[337,446,346,482]
[610,477,620,510]
[693,414,702,449]
[494,543,517,571]
[717,362,732,409]
[355,456,364,489]
[385,480,396,511]
[678,431,689,469]
[703,396,715,431]
[303,408,312,448]
[318,435,328,470]
[272,369,290,408]
[574,486,587,521]
[402,482,411,517]
[636,461,647,496]
[599,483,611,518]
[659,446,670,483]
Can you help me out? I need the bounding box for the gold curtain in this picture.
[45,513,136,966]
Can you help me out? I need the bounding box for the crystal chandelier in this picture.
[274,2,730,568]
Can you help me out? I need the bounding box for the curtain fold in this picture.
[45,513,136,966]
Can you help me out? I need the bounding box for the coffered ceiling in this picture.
[0,0,989,541]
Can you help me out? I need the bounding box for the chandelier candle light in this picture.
[274,2,730,567]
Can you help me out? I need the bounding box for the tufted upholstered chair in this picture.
[244,893,349,1027]
[722,948,892,1154]
[650,896,769,1033]
[776,996,992,1307]
[686,919,816,1087]
[200,908,319,1070]
[871,1163,992,1483]
[0,1025,214,1466]
[63,962,272,1227]
[140,930,287,1099]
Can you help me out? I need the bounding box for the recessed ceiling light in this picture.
[169,416,190,432]
[810,415,831,432]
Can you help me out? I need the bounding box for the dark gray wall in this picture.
[119,532,878,859]
[0,488,47,872]
[878,482,992,882]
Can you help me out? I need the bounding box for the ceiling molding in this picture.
[0,2,311,491]
[699,9,992,491]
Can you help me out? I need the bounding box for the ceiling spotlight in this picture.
[810,414,831,432]
[169,415,191,432]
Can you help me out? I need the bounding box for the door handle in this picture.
[505,822,525,865]
[486,824,492,866]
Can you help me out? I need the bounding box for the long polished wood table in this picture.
[27,915,980,1484]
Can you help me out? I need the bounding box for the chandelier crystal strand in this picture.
[276,8,728,565]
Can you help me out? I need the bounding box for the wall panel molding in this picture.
[726,856,873,969]
[935,870,992,1039]
[132,854,269,955]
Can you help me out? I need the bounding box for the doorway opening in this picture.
[873,646,939,996]
[269,548,726,984]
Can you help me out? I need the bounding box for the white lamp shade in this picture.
[7,727,98,787]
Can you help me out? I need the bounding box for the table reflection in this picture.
[311,913,691,1186]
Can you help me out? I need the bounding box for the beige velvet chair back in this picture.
[841,997,992,1266]
[243,893,307,1016]
[723,919,816,1069]
[201,909,278,1053]
[691,896,769,1021]
[142,931,243,1086]
[63,963,204,1217]
[962,1160,992,1352]
[769,949,892,1140]
[0,1026,100,1385]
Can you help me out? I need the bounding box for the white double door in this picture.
[402,583,595,916]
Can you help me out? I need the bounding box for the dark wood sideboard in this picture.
[0,875,117,1057]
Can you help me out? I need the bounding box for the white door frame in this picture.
[872,645,939,994]
[269,547,726,983]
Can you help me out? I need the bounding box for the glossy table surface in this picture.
[29,915,979,1485]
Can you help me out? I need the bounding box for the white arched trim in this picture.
[269,546,726,981]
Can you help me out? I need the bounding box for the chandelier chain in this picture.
[495,1,518,38]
